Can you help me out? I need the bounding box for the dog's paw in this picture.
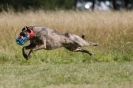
[23,53,29,60]
[22,47,31,60]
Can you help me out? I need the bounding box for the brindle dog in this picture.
[17,26,98,60]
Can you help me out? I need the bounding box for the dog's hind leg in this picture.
[73,47,93,56]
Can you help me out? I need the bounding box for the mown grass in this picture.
[0,62,133,88]
[0,11,133,88]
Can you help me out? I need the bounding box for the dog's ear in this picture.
[22,26,31,33]
[22,26,28,32]
[26,26,31,33]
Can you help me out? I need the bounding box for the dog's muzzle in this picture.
[16,35,29,46]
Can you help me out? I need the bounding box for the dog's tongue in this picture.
[29,30,36,40]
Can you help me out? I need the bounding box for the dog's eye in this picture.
[20,32,26,36]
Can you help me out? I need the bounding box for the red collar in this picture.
[28,29,36,40]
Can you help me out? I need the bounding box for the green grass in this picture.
[0,62,133,88]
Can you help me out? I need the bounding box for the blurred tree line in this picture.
[0,0,133,11]
[0,0,76,11]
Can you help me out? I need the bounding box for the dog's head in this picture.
[16,26,30,46]
[16,26,36,46]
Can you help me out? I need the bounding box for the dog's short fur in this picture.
[18,26,98,60]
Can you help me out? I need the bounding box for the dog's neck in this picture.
[26,27,36,40]
[29,30,36,40]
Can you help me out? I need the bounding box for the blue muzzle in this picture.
[16,36,29,46]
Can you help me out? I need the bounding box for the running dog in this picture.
[16,26,98,60]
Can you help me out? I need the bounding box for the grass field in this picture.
[0,11,133,88]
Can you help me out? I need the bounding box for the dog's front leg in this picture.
[22,47,32,60]
[23,44,46,59]
[22,43,35,60]
[22,36,47,59]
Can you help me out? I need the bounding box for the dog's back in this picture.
[32,27,96,47]
[64,33,89,47]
